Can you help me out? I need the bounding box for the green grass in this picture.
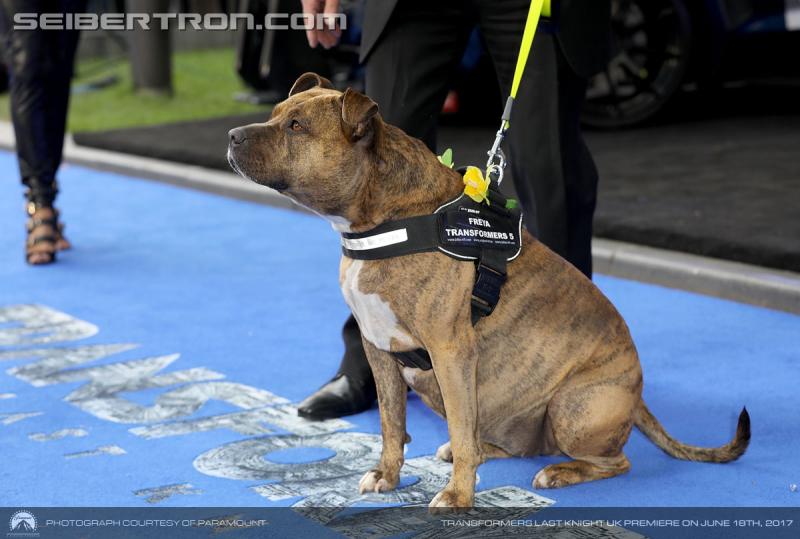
[0,47,268,133]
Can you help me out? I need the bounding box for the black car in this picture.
[583,0,800,128]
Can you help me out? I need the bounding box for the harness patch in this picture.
[435,193,523,261]
[439,202,518,252]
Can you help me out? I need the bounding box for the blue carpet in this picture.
[1,150,798,511]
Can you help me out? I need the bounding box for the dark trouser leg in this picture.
[336,315,367,380]
[47,2,83,180]
[558,64,597,277]
[0,0,84,207]
[477,0,597,278]
[364,0,470,149]
[336,0,471,384]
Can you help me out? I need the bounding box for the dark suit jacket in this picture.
[359,0,612,79]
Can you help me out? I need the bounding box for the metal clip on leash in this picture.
[485,96,514,186]
[484,0,546,187]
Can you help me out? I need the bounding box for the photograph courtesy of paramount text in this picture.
[1,0,798,537]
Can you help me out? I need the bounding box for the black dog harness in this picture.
[341,176,523,370]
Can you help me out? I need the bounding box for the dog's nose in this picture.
[229,127,247,146]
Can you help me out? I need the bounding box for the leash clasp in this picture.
[486,136,507,186]
[485,96,513,186]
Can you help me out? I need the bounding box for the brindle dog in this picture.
[227,73,750,511]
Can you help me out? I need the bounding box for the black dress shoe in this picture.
[297,373,377,420]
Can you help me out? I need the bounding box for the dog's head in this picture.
[227,73,380,219]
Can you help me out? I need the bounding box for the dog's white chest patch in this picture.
[326,215,352,233]
[341,260,415,351]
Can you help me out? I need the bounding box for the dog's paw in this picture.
[358,469,397,494]
[532,468,554,489]
[533,465,572,489]
[428,488,473,514]
[435,442,453,463]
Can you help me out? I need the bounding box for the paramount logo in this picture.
[8,510,38,537]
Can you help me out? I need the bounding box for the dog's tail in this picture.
[634,400,750,463]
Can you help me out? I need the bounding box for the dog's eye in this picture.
[289,120,304,132]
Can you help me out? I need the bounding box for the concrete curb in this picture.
[593,239,800,314]
[2,121,798,315]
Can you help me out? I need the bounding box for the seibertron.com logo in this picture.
[7,510,38,538]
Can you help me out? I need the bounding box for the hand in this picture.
[300,0,342,49]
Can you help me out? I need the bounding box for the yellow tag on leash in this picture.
[463,166,490,204]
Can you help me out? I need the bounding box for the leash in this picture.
[485,0,548,186]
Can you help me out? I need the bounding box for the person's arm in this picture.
[300,0,342,49]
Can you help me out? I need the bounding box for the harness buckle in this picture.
[471,262,507,317]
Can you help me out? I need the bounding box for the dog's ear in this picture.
[341,88,378,142]
[289,72,335,96]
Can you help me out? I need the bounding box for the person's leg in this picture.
[1,0,62,264]
[298,0,471,419]
[0,0,61,205]
[364,0,472,149]
[297,314,377,420]
[557,53,597,277]
[0,0,84,263]
[45,0,85,182]
[42,0,85,252]
[477,0,596,278]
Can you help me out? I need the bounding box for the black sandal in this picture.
[25,202,59,265]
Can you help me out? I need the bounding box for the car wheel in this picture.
[582,0,693,129]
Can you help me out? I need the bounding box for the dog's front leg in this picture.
[428,339,481,512]
[358,339,407,494]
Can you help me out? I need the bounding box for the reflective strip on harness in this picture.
[341,228,408,251]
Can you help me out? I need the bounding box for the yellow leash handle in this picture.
[510,0,546,101]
